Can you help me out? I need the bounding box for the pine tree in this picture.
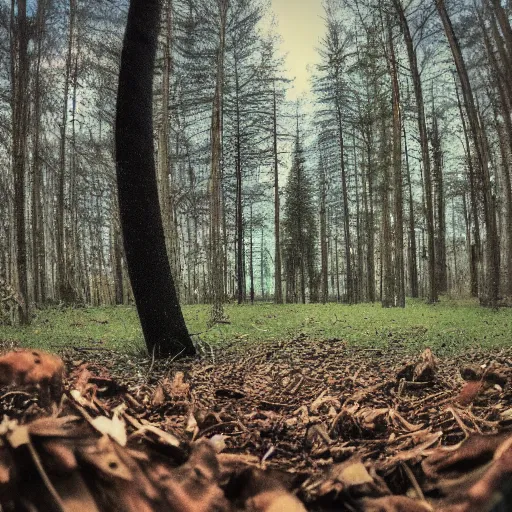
[282,125,318,303]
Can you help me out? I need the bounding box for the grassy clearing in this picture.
[0,299,510,355]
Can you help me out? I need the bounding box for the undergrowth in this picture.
[0,298,510,356]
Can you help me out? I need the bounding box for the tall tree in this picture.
[436,0,499,305]
[283,121,318,303]
[392,0,437,303]
[272,80,283,304]
[10,0,30,324]
[209,0,228,322]
[389,21,405,307]
[316,15,354,303]
[115,0,195,357]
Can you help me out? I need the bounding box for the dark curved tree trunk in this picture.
[115,0,195,358]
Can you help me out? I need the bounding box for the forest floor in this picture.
[1,298,511,355]
[0,300,511,510]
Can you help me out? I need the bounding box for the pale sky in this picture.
[269,0,325,100]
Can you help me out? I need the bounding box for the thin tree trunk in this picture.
[394,0,436,303]
[319,150,328,304]
[272,82,283,304]
[389,24,405,307]
[158,0,173,267]
[455,78,480,296]
[56,0,76,303]
[430,113,447,293]
[209,0,228,322]
[11,0,30,324]
[451,197,459,292]
[249,204,254,304]
[480,7,512,297]
[436,0,499,305]
[336,102,353,303]
[235,54,244,305]
[366,137,376,302]
[31,0,48,305]
[380,113,393,308]
[353,133,363,303]
[403,120,418,297]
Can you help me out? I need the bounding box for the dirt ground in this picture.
[0,337,511,511]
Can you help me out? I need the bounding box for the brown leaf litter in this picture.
[0,338,511,511]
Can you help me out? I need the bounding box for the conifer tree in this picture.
[282,124,318,303]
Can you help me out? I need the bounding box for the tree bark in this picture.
[158,0,175,276]
[11,0,30,324]
[430,113,447,293]
[454,78,480,297]
[436,0,499,305]
[209,0,228,322]
[393,0,437,303]
[336,101,353,303]
[31,0,48,305]
[272,82,283,304]
[319,149,328,304]
[56,0,77,303]
[389,24,405,307]
[234,54,244,305]
[403,120,418,298]
[115,0,195,357]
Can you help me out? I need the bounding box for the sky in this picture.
[268,0,325,100]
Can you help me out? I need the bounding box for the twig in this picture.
[144,345,157,382]
[400,461,426,501]
[199,420,247,437]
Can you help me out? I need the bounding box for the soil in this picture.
[0,337,511,511]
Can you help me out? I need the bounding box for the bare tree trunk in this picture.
[336,102,353,303]
[380,113,393,308]
[353,133,364,302]
[479,6,512,297]
[393,0,437,303]
[249,204,254,304]
[158,0,173,269]
[487,0,512,61]
[451,197,459,291]
[31,0,48,305]
[209,0,228,323]
[272,82,283,304]
[455,78,480,296]
[389,24,405,307]
[10,0,30,324]
[403,120,418,297]
[234,54,244,305]
[430,113,447,293]
[115,0,195,357]
[113,221,124,305]
[260,228,265,300]
[319,150,328,304]
[56,0,76,303]
[365,136,376,302]
[69,48,80,301]
[436,0,499,305]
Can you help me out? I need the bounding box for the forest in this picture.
[0,1,512,511]
[2,0,512,326]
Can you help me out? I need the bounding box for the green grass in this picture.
[0,299,511,355]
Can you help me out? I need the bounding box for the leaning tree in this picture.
[115,0,195,358]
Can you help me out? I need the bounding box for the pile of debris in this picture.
[0,346,510,511]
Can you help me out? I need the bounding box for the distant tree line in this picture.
[1,0,511,326]
[311,0,512,308]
